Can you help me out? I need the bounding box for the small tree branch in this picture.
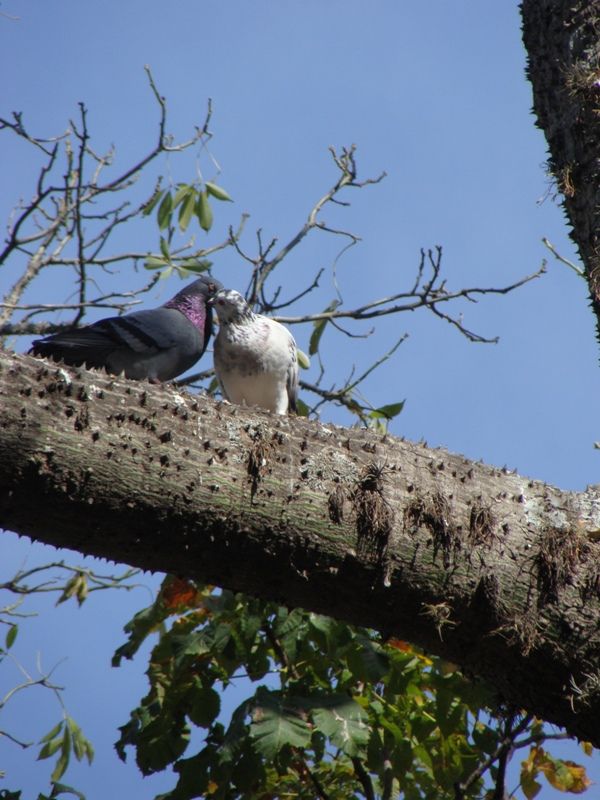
[249,146,385,304]
[455,714,533,799]
[351,756,375,800]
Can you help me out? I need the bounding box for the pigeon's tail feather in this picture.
[30,328,118,370]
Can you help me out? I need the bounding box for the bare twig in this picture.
[542,237,584,277]
[276,251,546,343]
[248,145,385,304]
[0,561,139,595]
[0,71,232,344]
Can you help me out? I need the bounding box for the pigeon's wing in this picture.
[102,308,204,380]
[286,335,299,414]
[105,308,192,352]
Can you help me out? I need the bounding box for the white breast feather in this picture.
[214,314,298,414]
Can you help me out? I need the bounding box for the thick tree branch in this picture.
[522,0,600,340]
[2,349,600,747]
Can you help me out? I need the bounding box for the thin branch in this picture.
[263,624,331,800]
[542,237,584,277]
[275,260,546,327]
[0,214,69,332]
[345,334,408,395]
[174,367,216,388]
[261,267,325,312]
[299,332,406,424]
[455,714,533,799]
[351,756,375,800]
[381,749,394,800]
[0,729,32,749]
[249,145,385,303]
[72,103,89,325]
[1,665,64,710]
[0,561,139,595]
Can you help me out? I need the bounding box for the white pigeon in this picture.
[211,289,299,414]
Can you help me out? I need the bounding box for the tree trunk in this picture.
[522,0,600,338]
[2,349,600,745]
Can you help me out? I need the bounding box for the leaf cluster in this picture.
[0,562,138,795]
[37,716,94,784]
[112,578,589,800]
[143,180,233,281]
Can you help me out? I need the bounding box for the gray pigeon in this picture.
[30,275,223,382]
[211,288,299,414]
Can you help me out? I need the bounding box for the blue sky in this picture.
[1,1,599,797]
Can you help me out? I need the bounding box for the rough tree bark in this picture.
[2,349,600,746]
[522,0,600,337]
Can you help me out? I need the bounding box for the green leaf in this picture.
[113,601,169,667]
[540,756,591,792]
[347,636,389,682]
[158,266,173,281]
[309,300,340,355]
[296,348,310,370]
[50,729,71,782]
[75,576,88,605]
[51,749,70,783]
[581,740,594,757]
[206,376,220,395]
[37,737,63,760]
[178,190,197,232]
[159,750,212,800]
[5,624,17,650]
[249,690,311,758]
[55,572,88,607]
[369,401,405,420]
[295,398,310,417]
[142,187,164,217]
[412,743,434,777]
[221,700,253,764]
[117,709,191,774]
[56,574,79,605]
[159,237,170,261]
[521,771,542,800]
[188,685,221,728]
[308,613,339,649]
[157,191,173,230]
[273,608,308,663]
[172,183,192,209]
[176,258,212,274]
[205,181,233,202]
[311,695,369,757]
[49,783,86,800]
[84,740,94,763]
[39,721,65,745]
[66,717,93,764]
[144,256,168,271]
[196,190,213,232]
[471,722,499,755]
